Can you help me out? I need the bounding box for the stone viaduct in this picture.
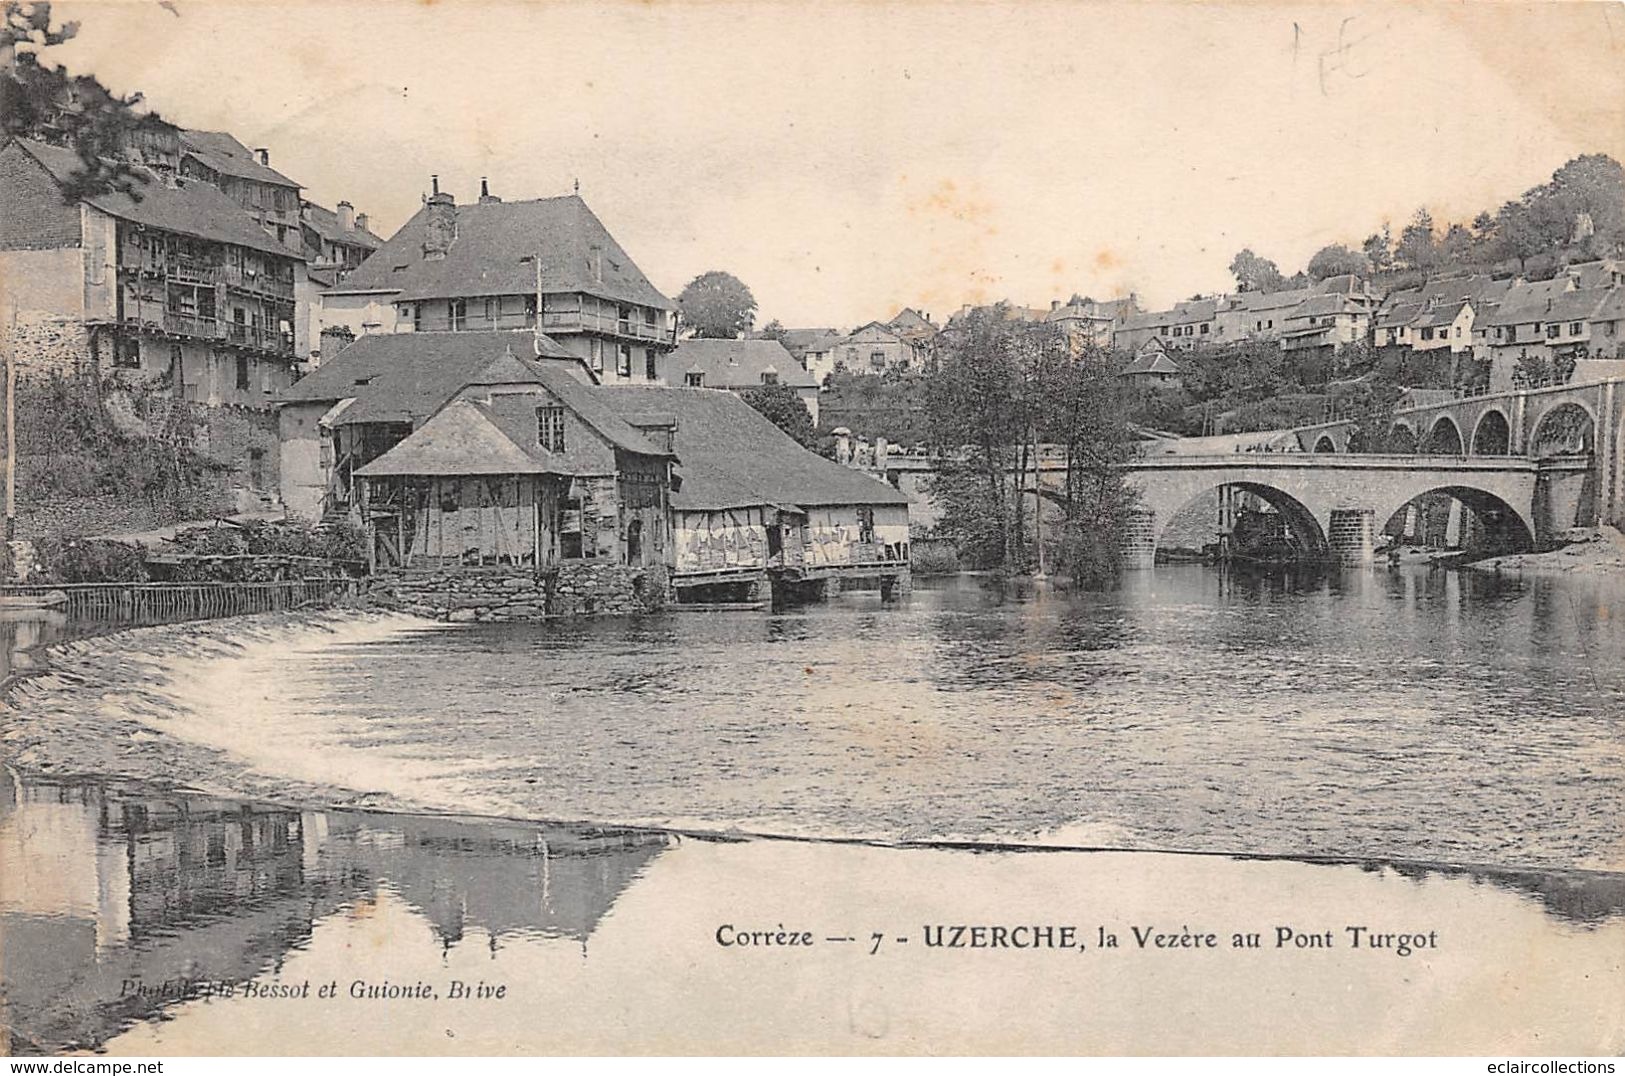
[1292,376,1625,532]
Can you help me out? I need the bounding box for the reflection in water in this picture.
[1,773,1622,1055]
[0,774,671,1055]
[0,610,68,684]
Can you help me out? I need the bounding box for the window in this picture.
[114,336,141,369]
[236,354,251,389]
[449,299,467,331]
[1546,323,1560,340]
[870,350,886,368]
[1200,323,1209,334]
[645,348,657,380]
[536,406,566,452]
[685,371,704,387]
[762,370,779,385]
[617,343,632,377]
[1421,328,1433,341]
[590,339,604,374]
[1570,322,1583,335]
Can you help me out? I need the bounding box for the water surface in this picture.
[159,566,1625,870]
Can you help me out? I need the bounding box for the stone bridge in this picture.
[884,449,1592,568]
[1114,453,1588,568]
[1292,377,1625,529]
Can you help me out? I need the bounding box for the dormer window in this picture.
[762,370,779,385]
[685,371,704,387]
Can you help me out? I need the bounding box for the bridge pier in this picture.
[1121,506,1157,570]
[1327,507,1376,566]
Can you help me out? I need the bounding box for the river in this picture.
[1,563,1622,1053]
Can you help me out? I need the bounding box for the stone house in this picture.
[317,179,677,384]
[658,338,820,423]
[0,137,306,501]
[1118,338,1185,389]
[278,330,911,612]
[176,131,305,256]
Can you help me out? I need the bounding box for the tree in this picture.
[924,306,1136,582]
[1361,227,1394,273]
[757,318,788,342]
[1228,248,1285,293]
[738,383,817,450]
[677,271,757,339]
[1396,208,1438,271]
[1,2,168,201]
[1306,243,1370,282]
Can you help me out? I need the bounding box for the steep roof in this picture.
[1120,349,1185,376]
[1413,299,1470,329]
[598,386,908,511]
[10,138,295,259]
[887,308,937,336]
[1485,278,1580,327]
[302,201,383,250]
[354,399,567,478]
[333,194,672,310]
[180,130,301,189]
[658,339,816,389]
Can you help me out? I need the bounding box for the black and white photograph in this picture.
[0,0,1622,1060]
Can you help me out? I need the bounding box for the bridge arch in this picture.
[1422,415,1465,456]
[1152,481,1329,559]
[1313,435,1338,454]
[1377,484,1535,554]
[1387,421,1419,454]
[1529,400,1596,457]
[1470,408,1512,456]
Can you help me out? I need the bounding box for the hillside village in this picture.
[3,88,1624,607]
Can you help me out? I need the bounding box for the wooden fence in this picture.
[0,577,360,628]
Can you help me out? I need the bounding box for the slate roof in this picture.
[278,330,586,421]
[302,201,384,250]
[658,339,816,389]
[180,130,301,189]
[598,386,909,511]
[1120,349,1185,376]
[354,399,567,478]
[1485,279,1583,327]
[1413,299,1469,329]
[333,194,672,310]
[11,138,296,259]
[1377,300,1424,330]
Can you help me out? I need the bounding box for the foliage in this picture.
[908,540,960,575]
[757,319,788,342]
[163,519,367,581]
[676,270,757,340]
[29,535,149,582]
[737,382,818,450]
[1,1,170,201]
[922,306,1137,584]
[1228,249,1285,293]
[1306,244,1370,281]
[817,371,930,446]
[13,372,232,519]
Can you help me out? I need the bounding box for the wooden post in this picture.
[5,312,15,542]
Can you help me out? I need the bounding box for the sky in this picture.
[45,0,1625,327]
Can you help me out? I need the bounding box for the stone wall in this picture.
[367,561,669,621]
[2,316,91,379]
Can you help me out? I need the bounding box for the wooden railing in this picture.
[0,578,359,628]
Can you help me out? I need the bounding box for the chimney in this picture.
[423,176,456,261]
[478,177,501,204]
[255,147,270,166]
[336,200,355,231]
[589,242,603,283]
[1051,299,1061,311]
[354,212,369,234]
